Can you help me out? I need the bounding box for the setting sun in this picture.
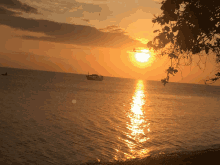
[135,50,151,63]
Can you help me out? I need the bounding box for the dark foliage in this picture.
[148,0,220,85]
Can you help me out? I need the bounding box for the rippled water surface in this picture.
[0,67,220,165]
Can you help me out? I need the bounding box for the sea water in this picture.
[0,67,219,165]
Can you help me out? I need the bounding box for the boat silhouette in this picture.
[86,72,103,81]
[1,72,7,76]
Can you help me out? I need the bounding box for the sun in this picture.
[128,48,155,68]
[134,50,151,63]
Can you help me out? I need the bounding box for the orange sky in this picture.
[0,0,219,85]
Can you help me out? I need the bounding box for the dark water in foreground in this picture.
[0,67,220,165]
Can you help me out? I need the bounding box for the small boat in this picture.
[86,72,103,81]
[1,72,7,76]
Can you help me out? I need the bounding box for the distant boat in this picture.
[1,72,7,76]
[86,72,103,81]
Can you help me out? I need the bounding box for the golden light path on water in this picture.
[115,80,150,161]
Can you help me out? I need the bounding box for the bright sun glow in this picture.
[134,49,151,63]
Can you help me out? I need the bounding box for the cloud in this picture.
[0,12,140,48]
[82,19,90,23]
[0,0,144,48]
[69,5,84,12]
[67,2,107,18]
[0,6,18,15]
[92,0,109,1]
[0,0,38,14]
[99,25,126,34]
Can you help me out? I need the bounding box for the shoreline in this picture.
[82,147,220,165]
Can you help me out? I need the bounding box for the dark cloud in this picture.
[67,3,112,20]
[82,19,90,23]
[0,0,141,48]
[99,25,127,34]
[0,6,19,15]
[0,0,38,14]
[0,12,139,48]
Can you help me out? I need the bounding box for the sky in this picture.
[0,0,219,84]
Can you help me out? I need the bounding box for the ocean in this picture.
[0,67,219,165]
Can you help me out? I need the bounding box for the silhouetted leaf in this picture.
[172,26,179,32]
[215,72,220,77]
[211,77,219,81]
[167,32,174,41]
[153,30,160,33]
[192,46,201,54]
[163,26,170,32]
[168,52,178,59]
[205,46,209,54]
[147,41,153,49]
[166,67,178,75]
[161,78,168,86]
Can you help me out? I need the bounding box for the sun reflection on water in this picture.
[115,80,150,161]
